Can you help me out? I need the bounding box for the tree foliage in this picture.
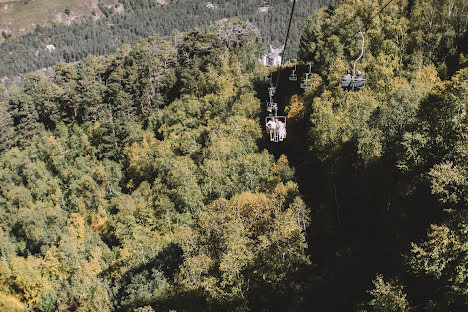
[0,20,310,311]
[0,1,467,311]
[0,0,332,78]
[293,0,468,310]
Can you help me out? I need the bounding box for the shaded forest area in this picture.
[0,0,331,78]
[0,0,467,311]
[272,0,468,310]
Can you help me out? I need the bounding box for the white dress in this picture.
[266,120,277,131]
[278,122,286,140]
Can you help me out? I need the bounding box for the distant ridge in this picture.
[0,0,332,78]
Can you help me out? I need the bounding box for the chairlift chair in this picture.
[269,87,276,97]
[268,71,273,85]
[341,75,366,90]
[289,64,297,81]
[341,31,366,91]
[266,99,278,113]
[265,116,287,142]
[300,73,312,89]
[300,64,313,89]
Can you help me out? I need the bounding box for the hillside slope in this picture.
[0,0,332,78]
[0,1,466,311]
[0,0,121,38]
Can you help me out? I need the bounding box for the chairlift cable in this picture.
[264,0,296,143]
[367,0,397,28]
[350,0,397,35]
[274,0,297,90]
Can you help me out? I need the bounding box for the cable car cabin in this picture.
[341,75,366,90]
[265,116,287,142]
[266,100,278,113]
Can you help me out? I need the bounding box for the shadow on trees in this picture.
[254,66,443,311]
[109,242,184,311]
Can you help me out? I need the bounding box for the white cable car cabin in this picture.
[265,116,287,142]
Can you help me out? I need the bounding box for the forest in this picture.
[0,0,331,78]
[0,0,467,311]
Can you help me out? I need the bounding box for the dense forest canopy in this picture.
[0,0,467,311]
[285,0,467,310]
[0,0,332,78]
[0,19,311,311]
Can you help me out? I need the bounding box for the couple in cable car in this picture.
[341,69,366,90]
[266,117,286,142]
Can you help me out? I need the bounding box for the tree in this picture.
[176,179,310,310]
[1,31,12,40]
[357,274,410,312]
[0,102,14,152]
[7,84,43,141]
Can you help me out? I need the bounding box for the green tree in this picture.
[0,102,14,152]
[357,274,410,312]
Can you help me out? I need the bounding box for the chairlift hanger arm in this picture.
[353,31,364,77]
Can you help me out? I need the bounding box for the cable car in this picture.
[266,99,278,113]
[264,80,285,143]
[265,116,287,142]
[289,64,297,81]
[300,64,312,89]
[341,31,366,91]
[268,71,273,85]
[268,86,276,97]
[341,72,366,90]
